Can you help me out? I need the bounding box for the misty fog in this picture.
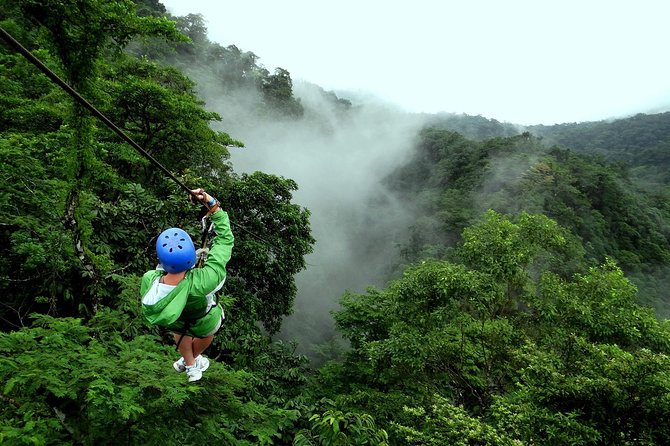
[194,75,427,354]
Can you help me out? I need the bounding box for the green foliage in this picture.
[316,211,670,444]
[513,148,670,269]
[425,113,520,140]
[0,315,300,445]
[530,112,670,168]
[224,171,315,334]
[388,127,670,320]
[392,395,522,446]
[0,50,66,133]
[0,135,76,327]
[4,0,182,86]
[204,44,266,92]
[97,55,241,182]
[459,211,583,286]
[294,402,389,446]
[129,10,306,119]
[261,68,304,118]
[133,0,166,18]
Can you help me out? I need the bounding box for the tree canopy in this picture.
[317,211,670,445]
[2,0,670,444]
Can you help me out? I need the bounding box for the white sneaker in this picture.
[173,357,186,373]
[196,355,210,372]
[174,355,208,373]
[186,365,202,382]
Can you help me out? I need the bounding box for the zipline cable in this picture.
[0,26,276,249]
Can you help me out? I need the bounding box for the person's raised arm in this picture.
[188,189,234,295]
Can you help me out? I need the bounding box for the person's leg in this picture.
[192,335,214,358]
[173,333,196,366]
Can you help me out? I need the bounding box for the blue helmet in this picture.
[156,228,196,273]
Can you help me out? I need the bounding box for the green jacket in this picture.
[140,210,234,337]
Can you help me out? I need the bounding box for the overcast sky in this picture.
[160,0,670,125]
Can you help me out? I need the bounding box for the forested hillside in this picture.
[387,129,670,310]
[423,113,520,140]
[529,112,670,161]
[530,113,670,186]
[2,1,670,445]
[428,111,670,186]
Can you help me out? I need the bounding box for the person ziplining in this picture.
[140,189,234,382]
[0,27,280,381]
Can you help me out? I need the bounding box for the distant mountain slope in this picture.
[424,111,670,185]
[528,112,670,166]
[422,112,520,140]
[385,127,670,315]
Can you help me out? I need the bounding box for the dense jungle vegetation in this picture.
[2,1,670,444]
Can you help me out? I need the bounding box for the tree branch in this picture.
[52,406,85,445]
[0,393,21,407]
